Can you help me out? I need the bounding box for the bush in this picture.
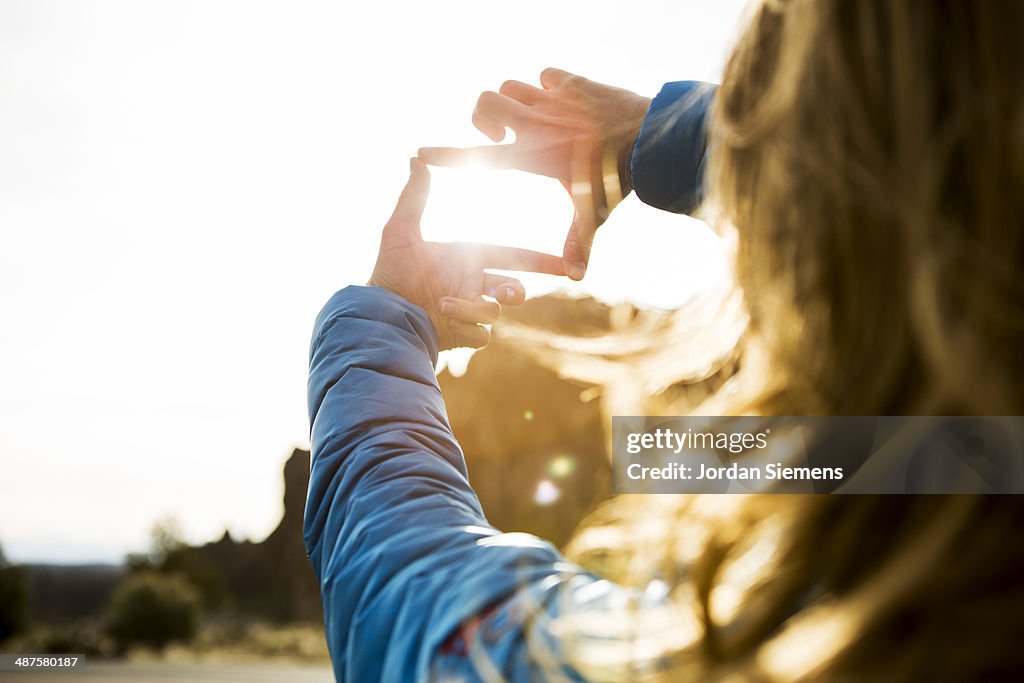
[0,566,28,643]
[0,544,28,643]
[160,547,229,611]
[32,625,115,657]
[105,572,200,651]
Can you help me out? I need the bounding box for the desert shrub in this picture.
[105,571,200,651]
[160,547,229,611]
[29,624,115,657]
[0,545,28,643]
[0,567,28,643]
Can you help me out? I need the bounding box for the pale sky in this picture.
[0,0,747,563]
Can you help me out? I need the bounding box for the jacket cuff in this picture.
[310,285,440,366]
[630,81,717,215]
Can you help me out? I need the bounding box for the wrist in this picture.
[366,277,449,352]
[364,279,447,356]
[595,130,642,220]
[597,96,650,215]
[366,272,403,298]
[619,95,651,197]
[617,135,638,197]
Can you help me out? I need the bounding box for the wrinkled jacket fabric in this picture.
[305,81,715,682]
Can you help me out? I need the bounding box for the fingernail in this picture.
[567,262,586,281]
[440,300,456,316]
[503,286,515,301]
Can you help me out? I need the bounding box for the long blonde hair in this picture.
[561,1,1024,679]
[715,0,1024,416]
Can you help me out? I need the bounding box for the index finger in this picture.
[418,145,519,169]
[539,67,582,90]
[385,158,431,236]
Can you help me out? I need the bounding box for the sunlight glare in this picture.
[420,166,572,257]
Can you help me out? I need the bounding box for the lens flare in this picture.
[533,479,560,506]
[547,455,576,479]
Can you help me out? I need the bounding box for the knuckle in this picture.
[478,90,500,107]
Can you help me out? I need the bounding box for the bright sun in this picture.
[420,161,731,311]
[419,164,574,257]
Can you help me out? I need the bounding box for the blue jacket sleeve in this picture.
[630,81,717,216]
[304,285,593,682]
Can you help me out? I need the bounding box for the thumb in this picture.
[386,158,431,236]
[562,211,596,281]
[562,161,599,280]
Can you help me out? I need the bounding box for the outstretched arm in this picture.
[307,286,594,681]
[305,161,594,681]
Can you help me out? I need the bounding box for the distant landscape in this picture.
[0,294,735,675]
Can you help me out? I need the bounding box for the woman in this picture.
[306,0,1024,680]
